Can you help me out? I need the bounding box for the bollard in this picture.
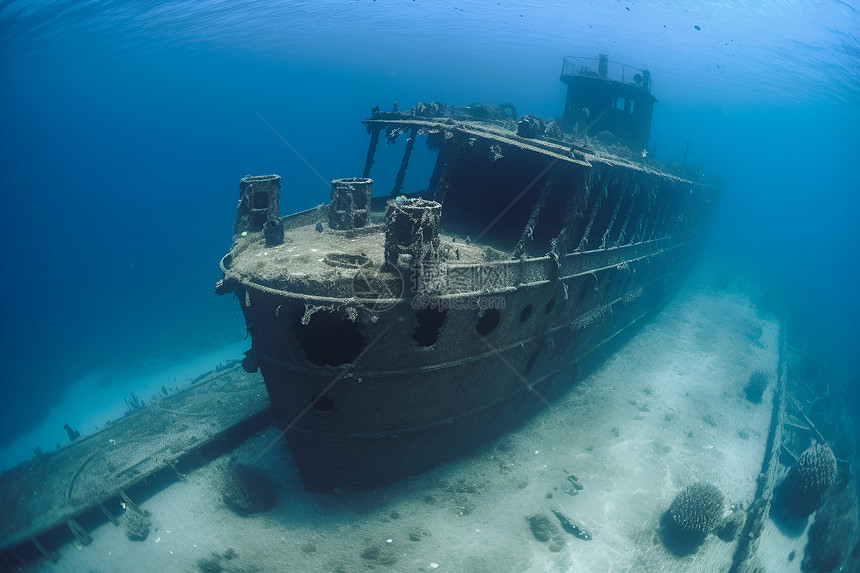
[264,218,284,246]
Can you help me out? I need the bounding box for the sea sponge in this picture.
[122,506,152,541]
[779,443,837,518]
[526,513,565,552]
[744,370,769,403]
[221,463,277,515]
[360,542,398,566]
[669,483,725,534]
[197,548,238,573]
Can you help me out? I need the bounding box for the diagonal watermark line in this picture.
[584,106,609,137]
[476,334,556,411]
[474,157,559,242]
[253,321,396,463]
[251,107,331,189]
[246,110,601,470]
[474,332,598,459]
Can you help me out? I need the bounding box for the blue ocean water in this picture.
[1,0,858,467]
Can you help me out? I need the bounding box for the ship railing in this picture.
[561,56,651,92]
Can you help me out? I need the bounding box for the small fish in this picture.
[551,509,592,541]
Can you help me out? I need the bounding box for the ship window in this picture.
[413,307,447,347]
[545,297,556,314]
[253,191,270,209]
[613,98,635,114]
[476,308,501,336]
[519,304,533,322]
[294,310,364,366]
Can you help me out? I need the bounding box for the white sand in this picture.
[30,265,781,573]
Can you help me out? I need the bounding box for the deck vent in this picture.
[264,218,284,246]
[234,174,281,235]
[329,177,372,230]
[323,252,370,269]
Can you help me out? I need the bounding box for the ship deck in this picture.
[226,217,507,299]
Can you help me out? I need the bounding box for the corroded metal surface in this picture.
[221,107,719,492]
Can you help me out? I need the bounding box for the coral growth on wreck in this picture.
[669,482,725,534]
[121,506,152,541]
[778,442,837,518]
[744,370,769,403]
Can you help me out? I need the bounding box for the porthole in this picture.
[519,304,533,322]
[413,307,447,347]
[476,308,501,336]
[294,310,364,366]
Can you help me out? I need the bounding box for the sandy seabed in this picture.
[30,265,782,573]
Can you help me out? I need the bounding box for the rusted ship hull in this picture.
[227,198,706,492]
[220,61,718,491]
[244,254,687,492]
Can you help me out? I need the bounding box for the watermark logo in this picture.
[410,292,506,311]
[351,262,405,312]
[410,262,507,311]
[352,261,508,312]
[411,262,508,293]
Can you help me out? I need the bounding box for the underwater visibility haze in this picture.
[1,0,859,571]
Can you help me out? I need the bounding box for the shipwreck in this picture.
[216,55,719,491]
[9,58,857,572]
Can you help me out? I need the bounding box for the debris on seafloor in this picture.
[526,513,566,552]
[551,508,592,540]
[121,505,151,541]
[221,462,277,515]
[63,424,80,442]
